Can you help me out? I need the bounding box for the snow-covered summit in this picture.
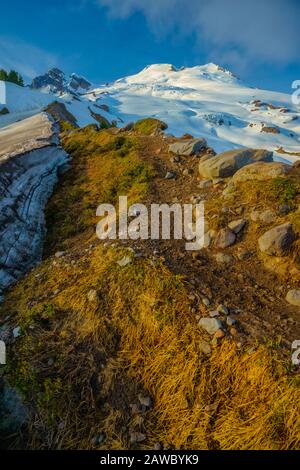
[1,63,300,161]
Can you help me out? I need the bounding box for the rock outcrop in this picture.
[198,148,273,178]
[169,138,206,156]
[232,161,289,183]
[258,223,295,256]
[30,68,91,95]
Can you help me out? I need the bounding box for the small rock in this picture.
[286,289,300,307]
[213,178,224,185]
[230,327,238,336]
[215,228,236,249]
[217,304,229,315]
[55,251,65,258]
[169,138,206,156]
[199,317,224,335]
[278,203,291,216]
[182,168,193,176]
[153,442,163,450]
[138,394,152,408]
[12,326,21,339]
[117,256,132,267]
[228,219,246,234]
[92,434,105,446]
[258,223,295,256]
[199,179,213,189]
[210,310,220,318]
[199,340,212,355]
[250,209,276,224]
[202,297,210,307]
[237,249,251,260]
[214,329,226,339]
[226,316,237,326]
[87,289,98,302]
[130,432,146,444]
[165,171,176,179]
[214,253,233,263]
[129,403,146,415]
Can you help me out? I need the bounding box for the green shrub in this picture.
[0,107,9,115]
[133,117,168,135]
[270,177,298,204]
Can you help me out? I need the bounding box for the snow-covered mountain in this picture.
[1,63,300,162]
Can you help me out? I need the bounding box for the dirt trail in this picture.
[121,134,300,355]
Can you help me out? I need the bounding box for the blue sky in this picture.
[1,0,300,92]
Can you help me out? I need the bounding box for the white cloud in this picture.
[0,36,59,80]
[96,0,300,69]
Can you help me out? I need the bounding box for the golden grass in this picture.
[1,127,299,450]
[2,242,299,449]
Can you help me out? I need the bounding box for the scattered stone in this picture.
[286,289,300,307]
[153,442,163,451]
[87,289,99,303]
[165,171,176,180]
[213,178,224,185]
[199,179,213,189]
[92,434,105,446]
[182,168,193,176]
[214,329,226,339]
[228,219,246,234]
[278,203,291,216]
[199,317,224,335]
[237,249,251,260]
[258,223,295,256]
[169,138,207,156]
[129,403,146,415]
[130,432,146,444]
[198,148,273,179]
[171,155,181,163]
[232,161,289,183]
[215,228,236,249]
[217,304,229,315]
[12,327,21,339]
[117,256,132,267]
[138,394,152,408]
[251,209,276,224]
[202,297,210,307]
[226,316,237,326]
[55,251,65,258]
[210,310,220,318]
[199,340,212,355]
[214,253,233,263]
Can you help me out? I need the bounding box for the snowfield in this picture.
[1,63,300,161]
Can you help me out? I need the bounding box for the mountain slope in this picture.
[87,63,300,160]
[1,63,300,162]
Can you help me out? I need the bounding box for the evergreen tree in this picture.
[8,70,20,85]
[0,68,24,86]
[0,69,8,81]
